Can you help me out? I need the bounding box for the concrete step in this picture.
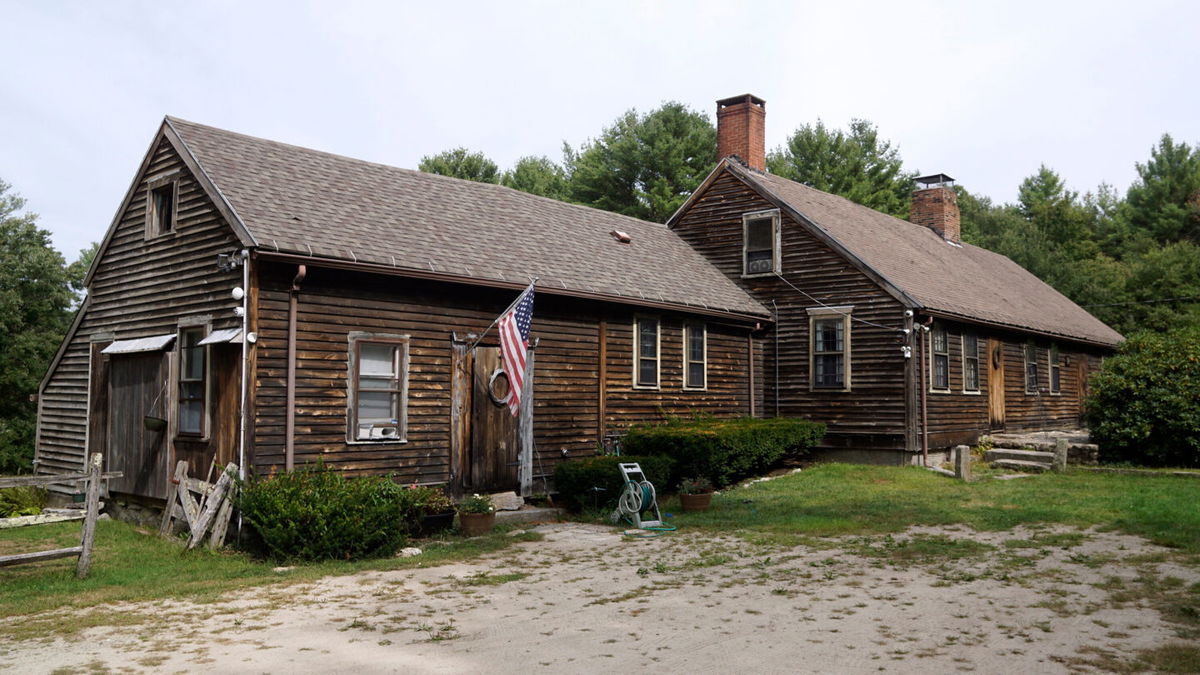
[985,448,1055,463]
[494,505,564,525]
[992,459,1052,473]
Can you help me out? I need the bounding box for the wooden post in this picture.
[76,453,103,579]
[159,460,188,536]
[449,336,472,497]
[954,445,972,482]
[518,344,536,497]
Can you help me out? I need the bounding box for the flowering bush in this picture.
[407,485,454,514]
[678,476,714,495]
[457,493,494,514]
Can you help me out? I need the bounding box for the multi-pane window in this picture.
[1024,343,1039,393]
[635,317,659,388]
[684,323,706,389]
[742,210,779,276]
[148,182,176,236]
[962,333,980,393]
[178,328,205,435]
[1049,344,1061,394]
[351,336,408,441]
[931,324,950,390]
[812,316,847,389]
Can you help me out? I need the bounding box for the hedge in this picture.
[1086,327,1200,467]
[551,454,675,512]
[621,417,825,487]
[237,463,409,561]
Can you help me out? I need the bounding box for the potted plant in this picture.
[457,493,496,536]
[408,485,455,537]
[678,477,715,512]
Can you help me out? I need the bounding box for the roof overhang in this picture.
[198,327,242,345]
[921,308,1122,350]
[254,250,773,326]
[101,334,176,354]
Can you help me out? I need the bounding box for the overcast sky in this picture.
[3,0,1198,259]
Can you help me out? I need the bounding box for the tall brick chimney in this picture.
[716,94,766,171]
[911,174,960,243]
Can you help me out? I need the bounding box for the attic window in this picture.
[146,180,177,237]
[610,230,631,244]
[742,209,780,277]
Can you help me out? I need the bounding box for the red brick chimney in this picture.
[911,174,960,243]
[716,94,766,171]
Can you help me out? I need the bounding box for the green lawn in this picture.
[0,519,540,639]
[673,463,1200,552]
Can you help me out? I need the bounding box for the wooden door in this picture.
[987,339,1005,430]
[468,347,519,492]
[107,352,170,499]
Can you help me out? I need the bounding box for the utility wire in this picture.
[1080,295,1200,308]
[772,272,907,334]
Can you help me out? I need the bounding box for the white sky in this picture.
[3,0,1198,259]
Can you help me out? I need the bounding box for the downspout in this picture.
[236,249,250,539]
[919,316,933,467]
[285,264,307,472]
[771,299,780,418]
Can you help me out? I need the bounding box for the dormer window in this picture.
[742,209,780,277]
[145,176,178,238]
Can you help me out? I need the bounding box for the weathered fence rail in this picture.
[0,453,120,578]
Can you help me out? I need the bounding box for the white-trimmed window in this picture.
[634,316,660,388]
[348,333,409,442]
[930,323,950,391]
[683,323,707,390]
[808,307,852,391]
[742,209,781,277]
[1049,344,1061,394]
[1024,343,1039,394]
[178,327,206,435]
[146,178,178,238]
[962,333,980,393]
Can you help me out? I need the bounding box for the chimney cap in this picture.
[915,173,955,188]
[717,94,765,109]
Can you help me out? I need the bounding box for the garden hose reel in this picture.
[611,462,665,529]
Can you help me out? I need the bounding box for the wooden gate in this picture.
[106,352,170,499]
[468,347,519,492]
[987,339,1006,430]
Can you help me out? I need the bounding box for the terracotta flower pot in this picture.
[459,511,496,536]
[680,492,713,512]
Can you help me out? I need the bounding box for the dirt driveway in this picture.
[3,523,1197,673]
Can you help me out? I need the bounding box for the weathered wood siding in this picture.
[923,320,1105,446]
[672,170,909,450]
[250,262,756,483]
[35,132,244,491]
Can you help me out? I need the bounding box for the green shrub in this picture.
[1086,327,1200,467]
[0,485,46,517]
[552,455,674,512]
[237,463,408,561]
[622,417,825,487]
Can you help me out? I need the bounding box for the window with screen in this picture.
[742,210,780,276]
[349,335,409,441]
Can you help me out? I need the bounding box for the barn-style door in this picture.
[467,347,520,492]
[106,351,170,499]
[987,339,1005,430]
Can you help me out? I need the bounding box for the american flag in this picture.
[497,284,535,416]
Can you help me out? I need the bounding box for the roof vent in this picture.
[610,230,631,244]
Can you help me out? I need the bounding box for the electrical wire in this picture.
[1080,295,1200,308]
[772,272,908,334]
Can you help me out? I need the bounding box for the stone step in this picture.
[992,459,1052,473]
[985,448,1055,463]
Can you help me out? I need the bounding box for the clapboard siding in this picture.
[250,262,756,482]
[35,133,244,489]
[672,169,909,450]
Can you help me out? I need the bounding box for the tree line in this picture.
[421,102,1200,337]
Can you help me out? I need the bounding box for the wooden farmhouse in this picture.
[34,94,1121,506]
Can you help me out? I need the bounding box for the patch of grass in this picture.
[849,534,993,564]
[1004,532,1086,549]
[0,520,542,640]
[681,464,1200,552]
[451,571,528,586]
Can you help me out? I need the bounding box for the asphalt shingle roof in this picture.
[167,117,769,319]
[737,166,1122,346]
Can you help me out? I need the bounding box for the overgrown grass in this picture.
[678,464,1200,552]
[0,519,540,638]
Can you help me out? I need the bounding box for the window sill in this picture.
[810,387,851,393]
[928,388,952,395]
[741,272,779,280]
[347,438,409,446]
[682,386,708,392]
[632,384,661,391]
[961,390,982,396]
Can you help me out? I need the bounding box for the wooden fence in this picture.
[0,453,120,578]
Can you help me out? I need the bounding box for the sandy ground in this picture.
[2,522,1197,674]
